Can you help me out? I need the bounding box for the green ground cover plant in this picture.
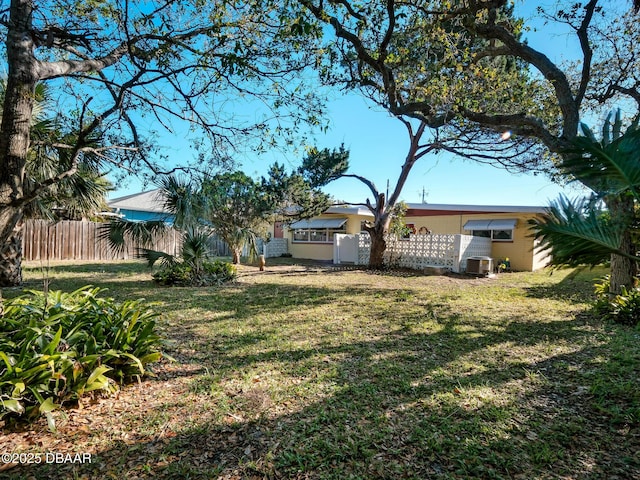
[593,274,640,326]
[0,260,638,479]
[0,285,162,430]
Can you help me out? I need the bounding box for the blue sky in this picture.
[241,94,584,207]
[110,1,587,207]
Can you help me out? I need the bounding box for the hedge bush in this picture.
[152,259,236,286]
[0,286,162,428]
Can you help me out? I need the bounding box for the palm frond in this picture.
[157,175,202,229]
[530,196,640,267]
[181,227,212,269]
[579,122,597,143]
[612,109,622,140]
[563,113,640,198]
[99,219,169,255]
[136,248,177,268]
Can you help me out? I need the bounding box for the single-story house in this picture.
[403,203,549,271]
[107,189,174,223]
[106,191,550,271]
[283,203,550,271]
[284,206,374,261]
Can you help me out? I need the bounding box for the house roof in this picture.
[325,205,375,217]
[405,203,547,215]
[108,189,169,213]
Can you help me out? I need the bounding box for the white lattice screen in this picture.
[352,233,491,272]
[357,234,371,265]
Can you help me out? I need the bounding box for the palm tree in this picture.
[531,111,640,295]
[105,172,267,271]
[1,82,112,221]
[0,82,112,285]
[22,84,112,221]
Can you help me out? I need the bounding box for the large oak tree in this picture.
[295,0,546,267]
[449,0,640,293]
[296,0,640,285]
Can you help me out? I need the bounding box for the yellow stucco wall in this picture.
[531,237,552,271]
[406,212,549,271]
[289,242,334,261]
[344,216,366,235]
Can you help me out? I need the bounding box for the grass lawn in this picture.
[1,259,639,479]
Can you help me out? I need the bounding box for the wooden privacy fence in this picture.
[205,235,232,257]
[23,220,184,262]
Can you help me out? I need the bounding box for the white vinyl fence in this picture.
[336,233,491,273]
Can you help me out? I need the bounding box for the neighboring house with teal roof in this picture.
[107,189,174,223]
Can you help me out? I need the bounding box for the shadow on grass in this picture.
[6,264,639,479]
[17,261,155,296]
[524,266,605,304]
[10,311,639,479]
[22,260,148,276]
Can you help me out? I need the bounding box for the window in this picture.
[465,219,516,242]
[309,229,328,242]
[290,218,347,243]
[472,229,513,241]
[293,227,344,243]
[294,229,310,242]
[492,229,513,241]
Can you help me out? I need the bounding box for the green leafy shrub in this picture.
[593,275,640,326]
[201,260,237,283]
[152,263,193,286]
[0,286,162,427]
[152,260,236,286]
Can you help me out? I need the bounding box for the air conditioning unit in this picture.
[466,256,494,276]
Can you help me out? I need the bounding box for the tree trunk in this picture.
[607,194,637,295]
[0,0,38,286]
[610,250,635,295]
[232,248,242,264]
[0,209,23,286]
[368,228,387,269]
[365,194,392,269]
[367,212,393,269]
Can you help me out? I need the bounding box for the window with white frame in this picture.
[471,229,514,241]
[290,218,347,243]
[464,219,517,242]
